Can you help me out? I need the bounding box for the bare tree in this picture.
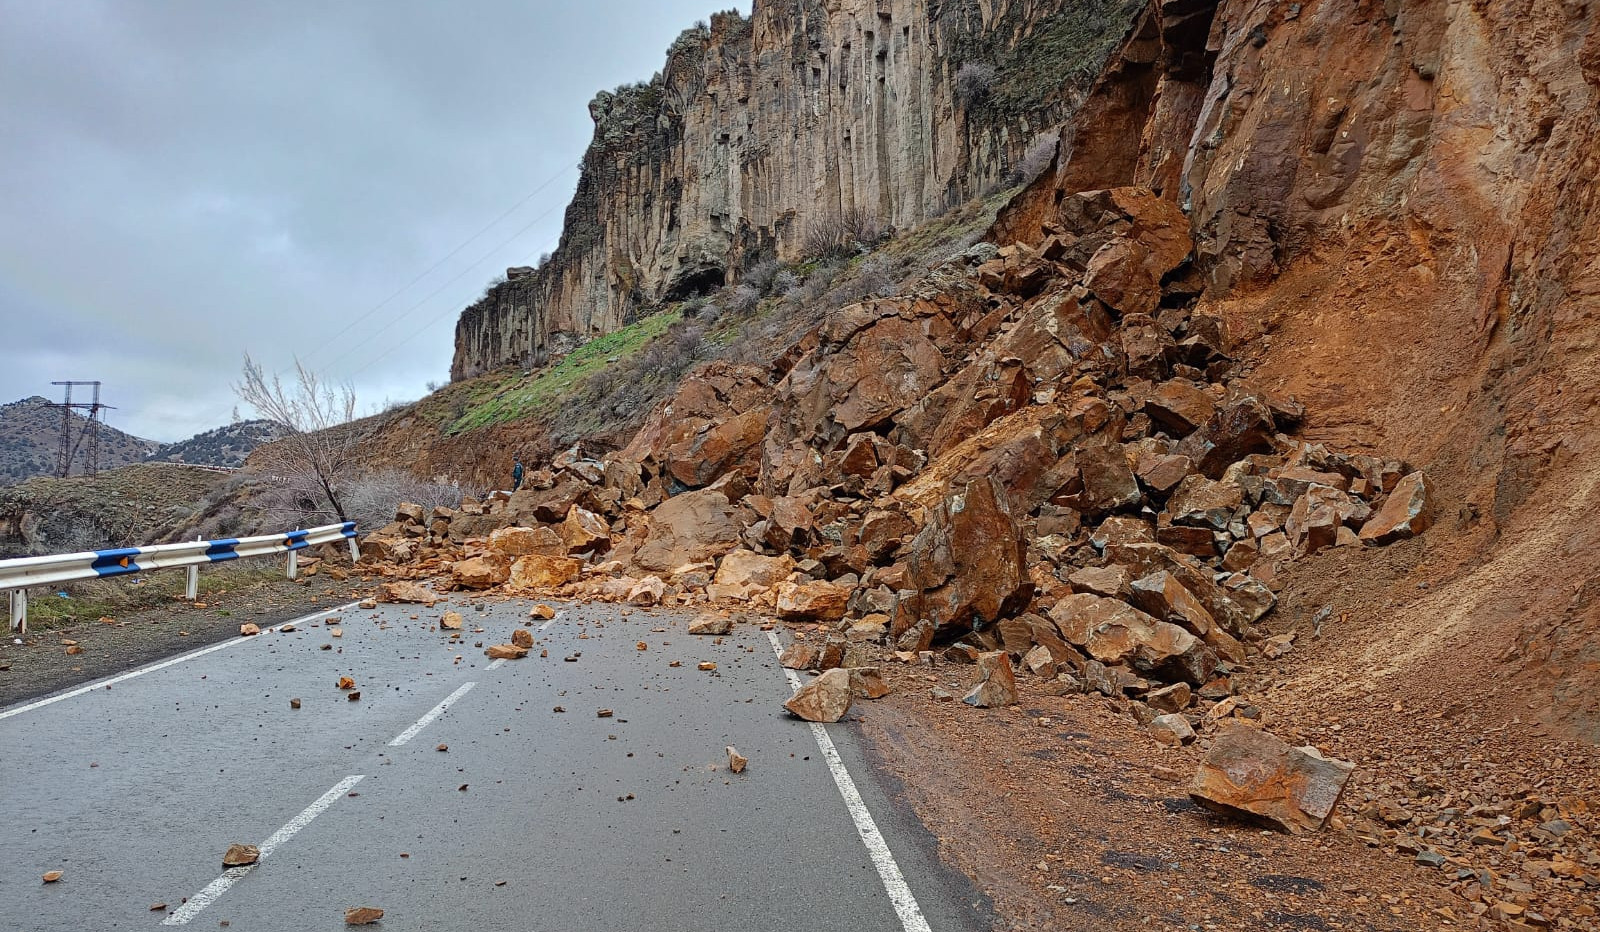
[234,355,358,524]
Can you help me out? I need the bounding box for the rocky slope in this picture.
[451,0,1142,378]
[0,396,161,486]
[146,419,286,468]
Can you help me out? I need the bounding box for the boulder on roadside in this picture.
[627,576,667,606]
[688,612,733,635]
[849,667,891,699]
[707,549,794,601]
[561,506,613,554]
[487,526,565,558]
[510,628,534,649]
[507,555,583,590]
[783,667,854,722]
[379,581,440,606]
[486,643,529,660]
[1189,724,1355,834]
[634,489,741,572]
[451,555,510,589]
[905,476,1033,636]
[774,580,850,622]
[440,611,463,631]
[1048,592,1218,684]
[962,651,1018,707]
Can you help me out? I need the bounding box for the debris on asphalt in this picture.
[435,744,447,752]
[344,906,384,925]
[530,604,556,619]
[329,627,343,638]
[42,870,63,883]
[784,668,853,722]
[697,662,717,671]
[440,611,463,631]
[290,698,302,709]
[337,676,355,690]
[487,643,529,659]
[347,691,362,701]
[238,624,260,636]
[597,708,613,718]
[727,746,747,773]
[688,612,732,635]
[511,629,533,649]
[222,844,260,867]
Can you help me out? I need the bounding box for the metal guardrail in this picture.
[3,522,358,635]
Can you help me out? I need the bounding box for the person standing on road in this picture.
[511,457,524,493]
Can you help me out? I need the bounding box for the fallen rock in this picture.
[42,870,63,883]
[849,667,891,699]
[1189,724,1355,834]
[379,581,439,605]
[1049,592,1218,684]
[779,642,819,669]
[561,505,613,554]
[222,844,260,867]
[688,613,733,635]
[707,549,794,601]
[906,476,1032,636]
[508,555,583,590]
[440,611,463,631]
[486,644,529,660]
[239,623,260,636]
[486,525,565,558]
[634,489,741,572]
[345,907,384,926]
[529,603,557,620]
[774,580,849,622]
[727,746,748,774]
[962,651,1018,707]
[1359,471,1434,544]
[626,576,667,606]
[510,629,534,649]
[1148,713,1195,745]
[783,667,854,722]
[450,555,511,589]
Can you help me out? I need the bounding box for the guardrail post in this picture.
[185,565,199,601]
[348,536,360,564]
[286,548,298,581]
[9,589,26,636]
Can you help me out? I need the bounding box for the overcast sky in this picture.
[0,0,745,442]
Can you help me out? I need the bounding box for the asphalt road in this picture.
[0,597,992,931]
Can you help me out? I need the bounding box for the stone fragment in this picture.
[1068,564,1131,598]
[849,667,891,699]
[561,505,613,554]
[1145,682,1192,713]
[290,698,302,709]
[697,662,717,671]
[529,603,557,619]
[1177,396,1277,478]
[345,907,384,925]
[1285,485,1371,555]
[688,613,733,635]
[42,870,63,883]
[451,555,511,589]
[962,651,1018,707]
[1189,725,1355,834]
[239,623,260,636]
[222,844,260,867]
[358,599,377,610]
[486,644,529,660]
[635,489,741,572]
[779,642,820,670]
[774,580,849,622]
[337,676,355,690]
[1358,471,1434,544]
[626,576,667,606]
[440,611,463,631]
[727,746,748,773]
[1149,713,1195,745]
[486,526,564,558]
[379,581,439,605]
[707,550,794,601]
[508,555,583,590]
[1072,444,1142,513]
[1145,380,1216,435]
[510,629,534,649]
[1049,592,1218,684]
[905,476,1032,636]
[783,668,854,722]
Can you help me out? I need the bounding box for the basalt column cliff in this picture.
[451,0,1142,379]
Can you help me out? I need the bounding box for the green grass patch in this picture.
[446,307,683,434]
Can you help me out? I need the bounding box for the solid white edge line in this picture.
[0,600,362,722]
[162,774,365,925]
[388,681,475,746]
[766,629,933,932]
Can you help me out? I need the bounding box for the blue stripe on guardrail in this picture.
[284,529,310,551]
[205,539,241,562]
[341,521,357,538]
[90,548,142,577]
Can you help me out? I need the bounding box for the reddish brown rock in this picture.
[379,581,440,606]
[906,476,1032,635]
[849,667,891,699]
[1085,239,1161,316]
[635,489,741,572]
[962,651,1019,707]
[561,506,613,554]
[1358,471,1434,544]
[486,643,529,660]
[783,668,854,722]
[440,611,463,631]
[1189,725,1356,834]
[1286,485,1371,555]
[451,555,511,589]
[507,555,583,590]
[775,581,849,621]
[238,623,261,637]
[345,907,384,926]
[1145,380,1216,436]
[1177,396,1277,479]
[1068,564,1132,598]
[779,642,820,670]
[688,612,733,635]
[510,628,534,649]
[486,526,565,558]
[1048,592,1218,684]
[1069,444,1142,514]
[707,550,794,601]
[222,844,260,867]
[626,576,667,606]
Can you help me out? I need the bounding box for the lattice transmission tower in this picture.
[47,380,114,478]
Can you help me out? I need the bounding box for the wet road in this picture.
[0,598,991,931]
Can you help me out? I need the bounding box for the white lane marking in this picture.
[0,600,362,723]
[766,630,932,932]
[486,658,507,671]
[162,774,365,925]
[388,681,475,747]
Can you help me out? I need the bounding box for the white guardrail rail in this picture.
[2,521,358,635]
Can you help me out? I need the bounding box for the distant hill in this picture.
[147,419,287,468]
[0,396,161,486]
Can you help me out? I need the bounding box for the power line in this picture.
[298,161,578,368]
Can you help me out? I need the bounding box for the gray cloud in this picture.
[0,0,742,441]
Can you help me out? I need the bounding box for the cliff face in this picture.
[451,0,1143,379]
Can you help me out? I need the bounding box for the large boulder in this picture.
[1189,725,1356,834]
[451,555,511,589]
[487,526,565,558]
[783,668,854,723]
[905,476,1033,635]
[1285,484,1372,555]
[707,549,794,601]
[378,581,440,605]
[1359,471,1434,544]
[1048,592,1218,684]
[774,580,850,622]
[1177,395,1277,479]
[507,554,583,590]
[561,506,612,554]
[962,651,1019,707]
[634,489,741,572]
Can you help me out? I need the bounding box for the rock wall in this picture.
[451,0,1144,378]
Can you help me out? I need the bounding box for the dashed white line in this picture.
[765,629,932,932]
[0,600,362,722]
[388,681,475,746]
[486,658,507,670]
[162,774,365,925]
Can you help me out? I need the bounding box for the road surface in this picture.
[0,597,992,931]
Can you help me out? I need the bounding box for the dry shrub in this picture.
[801,208,881,260]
